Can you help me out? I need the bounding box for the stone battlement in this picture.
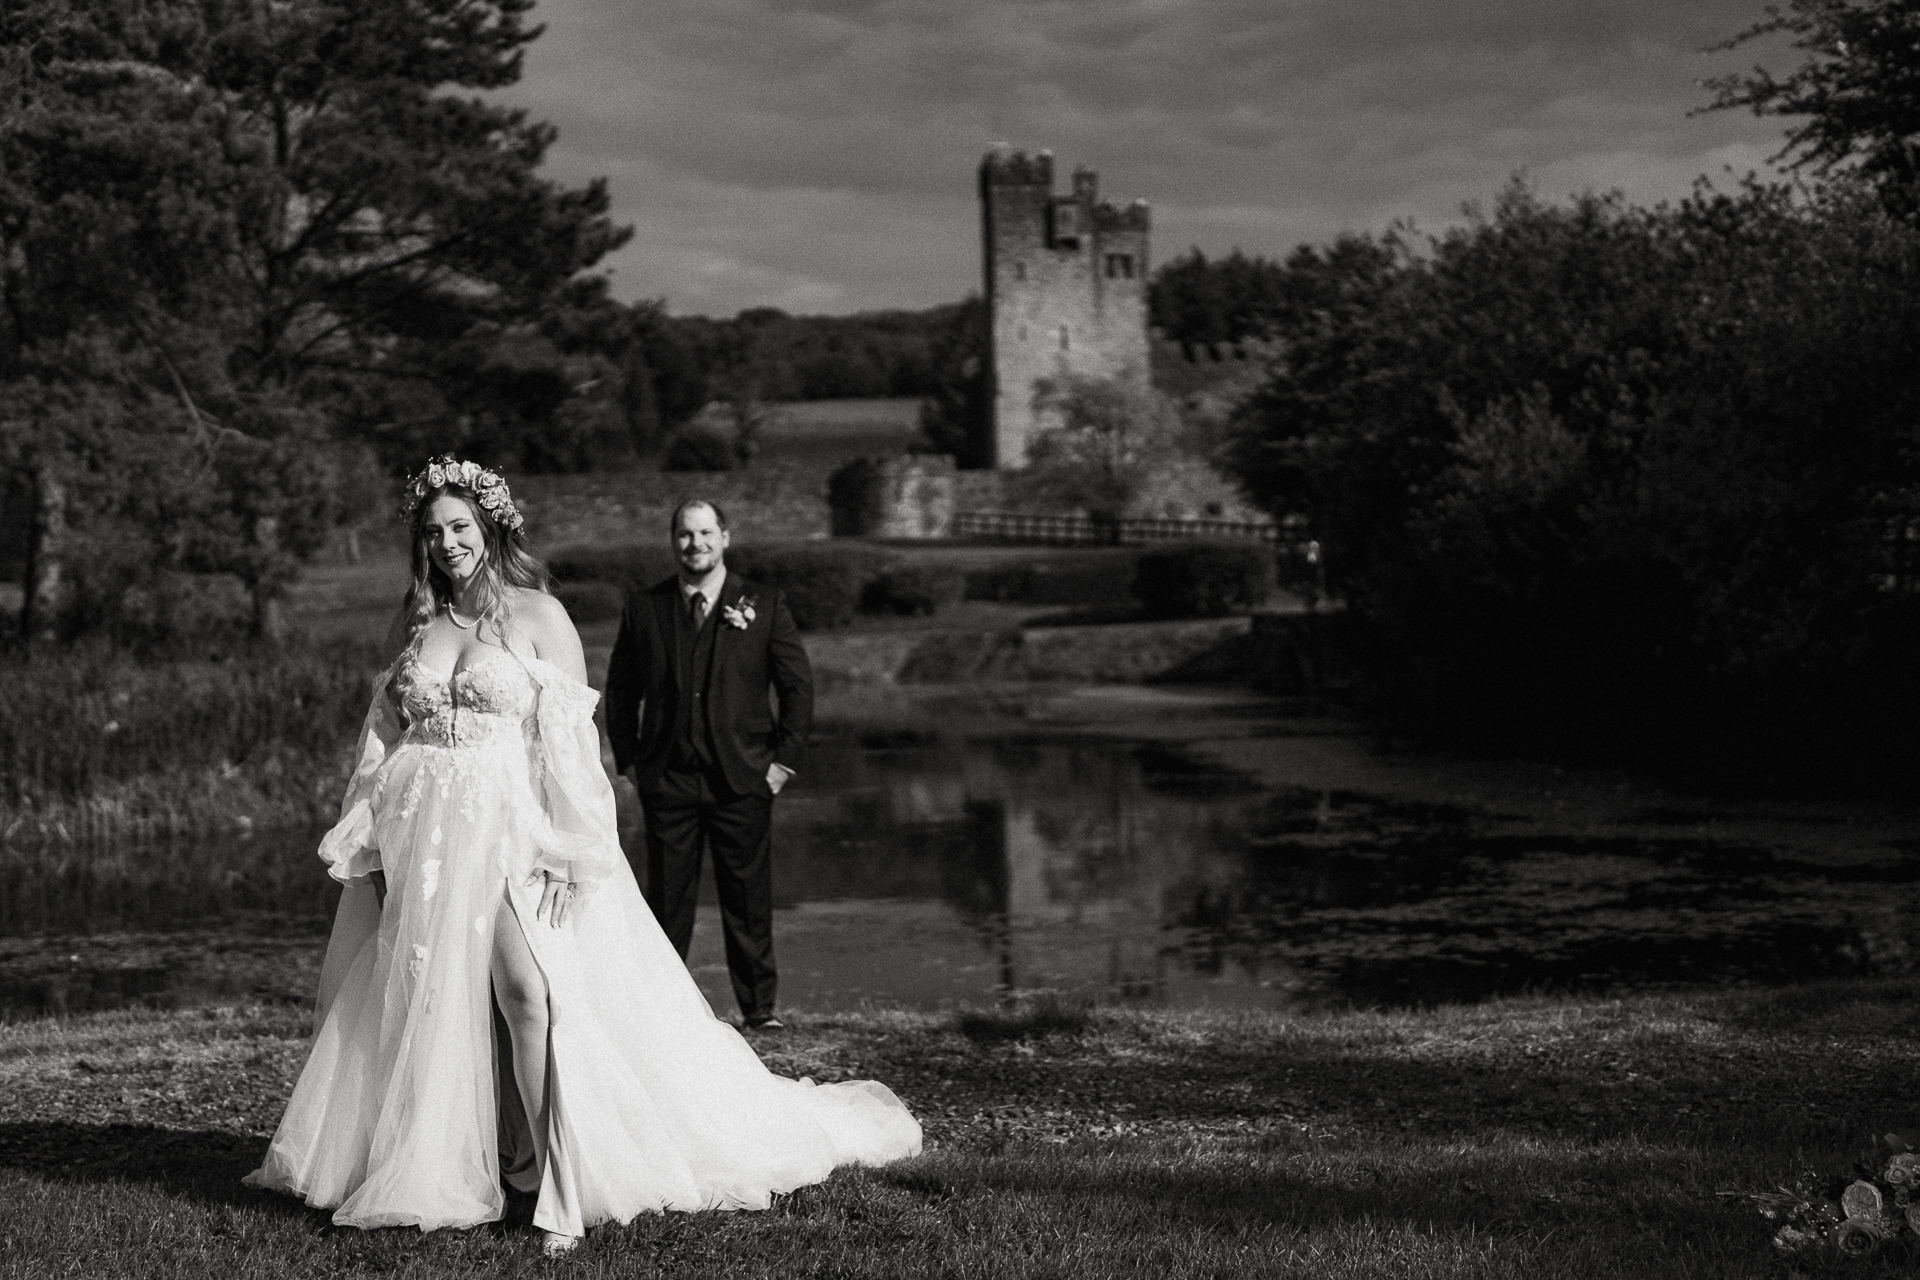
[1092,201,1150,233]
[979,148,1055,188]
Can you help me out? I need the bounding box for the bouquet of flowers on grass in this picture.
[1749,1132,1920,1257]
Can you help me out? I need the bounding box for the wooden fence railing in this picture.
[953,510,1308,551]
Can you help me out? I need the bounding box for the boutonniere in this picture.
[721,595,757,630]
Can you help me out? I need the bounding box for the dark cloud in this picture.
[500,0,1791,316]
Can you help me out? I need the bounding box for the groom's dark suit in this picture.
[604,571,811,1021]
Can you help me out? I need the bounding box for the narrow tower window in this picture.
[1104,253,1134,279]
[1060,325,1071,351]
[1013,261,1026,281]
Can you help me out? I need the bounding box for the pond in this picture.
[5,692,1920,1019]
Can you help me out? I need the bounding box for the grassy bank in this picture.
[0,642,377,845]
[5,981,1920,1277]
[0,538,1290,845]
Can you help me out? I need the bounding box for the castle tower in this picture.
[978,148,1151,468]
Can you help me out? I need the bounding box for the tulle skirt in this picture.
[245,736,922,1234]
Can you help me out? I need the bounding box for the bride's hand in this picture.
[537,872,574,928]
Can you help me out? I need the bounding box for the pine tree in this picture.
[0,0,633,639]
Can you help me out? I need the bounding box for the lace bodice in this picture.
[393,650,535,748]
[322,647,615,892]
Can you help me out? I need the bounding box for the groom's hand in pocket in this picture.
[767,762,793,796]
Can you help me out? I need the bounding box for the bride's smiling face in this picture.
[422,495,488,586]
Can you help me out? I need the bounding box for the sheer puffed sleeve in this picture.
[317,667,403,884]
[523,656,623,895]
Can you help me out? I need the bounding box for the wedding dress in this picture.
[245,647,921,1234]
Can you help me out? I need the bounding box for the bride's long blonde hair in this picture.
[399,470,549,660]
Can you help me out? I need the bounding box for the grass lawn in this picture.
[6,980,1920,1277]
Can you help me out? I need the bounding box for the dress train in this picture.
[245,649,920,1233]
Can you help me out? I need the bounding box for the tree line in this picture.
[0,0,979,641]
[1208,0,1920,786]
[9,0,1918,797]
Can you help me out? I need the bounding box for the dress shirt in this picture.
[678,567,726,620]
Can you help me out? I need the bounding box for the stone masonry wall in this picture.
[979,148,1151,468]
[513,463,832,552]
[828,455,957,538]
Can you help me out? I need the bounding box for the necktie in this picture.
[689,592,708,629]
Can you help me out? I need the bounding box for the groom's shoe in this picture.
[743,1013,785,1032]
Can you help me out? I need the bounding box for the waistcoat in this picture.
[670,591,721,767]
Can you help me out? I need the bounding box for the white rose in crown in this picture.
[722,596,757,630]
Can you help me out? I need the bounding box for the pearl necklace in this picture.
[448,604,481,630]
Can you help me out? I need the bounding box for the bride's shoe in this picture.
[540,1230,582,1256]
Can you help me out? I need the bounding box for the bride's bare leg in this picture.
[490,892,583,1247]
[490,896,552,1179]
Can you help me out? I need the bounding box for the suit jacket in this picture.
[605,571,813,798]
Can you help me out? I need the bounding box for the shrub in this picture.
[1120,457,1265,521]
[960,556,1036,602]
[1224,181,1920,784]
[1027,554,1142,607]
[728,543,893,630]
[660,422,740,472]
[963,561,1034,603]
[546,543,678,594]
[553,580,626,624]
[1132,541,1276,618]
[962,554,1141,607]
[864,562,966,616]
[826,457,882,537]
[548,540,931,630]
[116,572,255,645]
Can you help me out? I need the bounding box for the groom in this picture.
[605,498,813,1030]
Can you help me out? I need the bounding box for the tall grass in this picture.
[0,640,380,843]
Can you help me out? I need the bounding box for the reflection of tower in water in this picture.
[775,729,1298,1009]
[959,738,1306,1006]
[979,741,1189,1003]
[995,801,1168,1001]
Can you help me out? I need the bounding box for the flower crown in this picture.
[401,455,525,533]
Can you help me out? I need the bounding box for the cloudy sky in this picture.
[497,0,1797,318]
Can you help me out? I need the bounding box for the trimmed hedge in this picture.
[661,423,739,471]
[553,580,626,624]
[727,543,895,631]
[864,563,966,617]
[547,539,985,629]
[960,555,1139,607]
[1132,541,1276,618]
[963,562,1034,603]
[546,544,679,595]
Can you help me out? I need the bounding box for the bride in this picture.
[246,457,921,1252]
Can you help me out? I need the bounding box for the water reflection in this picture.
[6,726,1920,1018]
[730,732,1277,1013]
[694,732,1920,1013]
[1,834,337,937]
